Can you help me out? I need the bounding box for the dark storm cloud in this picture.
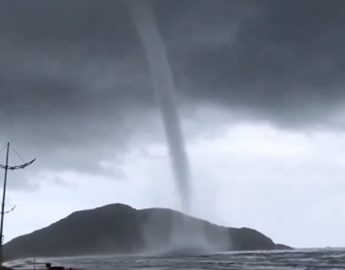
[182,0,345,127]
[0,0,160,186]
[1,0,345,188]
[2,0,344,127]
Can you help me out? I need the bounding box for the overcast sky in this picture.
[1,0,345,248]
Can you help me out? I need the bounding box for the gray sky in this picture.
[1,0,345,248]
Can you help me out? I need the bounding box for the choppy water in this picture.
[5,249,345,270]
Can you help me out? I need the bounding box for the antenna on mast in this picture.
[0,142,35,266]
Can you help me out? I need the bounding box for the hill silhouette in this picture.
[4,204,280,259]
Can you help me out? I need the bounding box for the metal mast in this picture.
[0,142,35,266]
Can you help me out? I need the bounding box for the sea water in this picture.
[5,248,345,270]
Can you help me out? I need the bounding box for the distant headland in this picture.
[4,204,291,260]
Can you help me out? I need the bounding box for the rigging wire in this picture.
[0,144,7,156]
[1,205,16,214]
[11,145,26,164]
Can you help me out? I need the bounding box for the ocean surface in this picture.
[5,248,345,270]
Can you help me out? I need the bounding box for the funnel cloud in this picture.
[127,1,191,211]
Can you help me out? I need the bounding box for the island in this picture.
[4,203,288,260]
